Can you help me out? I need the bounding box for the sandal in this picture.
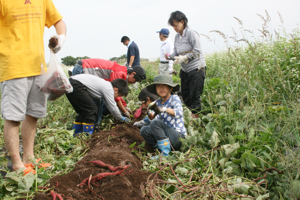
[24,158,51,169]
[23,166,36,176]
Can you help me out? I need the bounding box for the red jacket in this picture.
[82,59,128,82]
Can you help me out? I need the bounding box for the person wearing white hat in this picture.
[157,28,176,76]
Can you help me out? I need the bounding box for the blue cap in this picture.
[156,28,169,36]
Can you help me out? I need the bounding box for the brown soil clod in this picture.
[49,37,58,49]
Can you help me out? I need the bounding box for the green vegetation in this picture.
[109,54,127,62]
[61,56,90,66]
[0,14,299,199]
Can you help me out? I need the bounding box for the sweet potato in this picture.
[78,165,131,188]
[87,160,126,172]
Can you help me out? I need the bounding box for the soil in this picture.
[48,37,58,49]
[33,122,155,200]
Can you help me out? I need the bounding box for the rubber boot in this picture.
[72,122,83,136]
[83,123,94,135]
[151,138,171,160]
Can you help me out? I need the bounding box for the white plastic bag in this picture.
[40,51,73,101]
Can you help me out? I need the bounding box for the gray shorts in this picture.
[159,63,171,75]
[0,76,47,121]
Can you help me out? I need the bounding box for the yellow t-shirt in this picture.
[0,0,63,82]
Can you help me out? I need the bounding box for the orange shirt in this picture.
[0,0,63,82]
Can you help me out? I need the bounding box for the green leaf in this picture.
[17,181,26,190]
[219,158,226,168]
[185,136,198,145]
[221,143,240,156]
[205,122,214,134]
[236,121,245,131]
[228,134,235,144]
[248,127,255,139]
[5,185,16,192]
[5,172,21,184]
[166,185,176,194]
[223,163,241,176]
[138,141,145,148]
[210,131,220,148]
[129,142,136,148]
[47,136,55,143]
[231,182,250,194]
[291,180,300,198]
[24,175,35,190]
[256,193,270,200]
[261,152,272,161]
[216,100,227,106]
[175,167,189,175]
[271,186,284,195]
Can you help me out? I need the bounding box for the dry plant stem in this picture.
[172,147,221,170]
[260,167,283,174]
[147,165,260,200]
[53,134,58,156]
[186,188,256,200]
[253,173,267,182]
[185,145,193,159]
[188,169,196,183]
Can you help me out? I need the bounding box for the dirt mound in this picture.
[34,123,155,200]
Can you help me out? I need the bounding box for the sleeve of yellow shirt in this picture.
[45,0,63,28]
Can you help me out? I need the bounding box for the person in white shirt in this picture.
[157,28,177,75]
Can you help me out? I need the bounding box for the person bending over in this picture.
[66,74,130,136]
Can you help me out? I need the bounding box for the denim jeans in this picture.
[94,99,105,125]
[72,63,83,75]
[140,119,184,150]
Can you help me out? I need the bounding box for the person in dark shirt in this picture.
[121,36,140,67]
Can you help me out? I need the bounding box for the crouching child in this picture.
[133,87,158,128]
[140,74,186,158]
[66,74,130,136]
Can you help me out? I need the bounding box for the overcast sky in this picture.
[44,0,300,63]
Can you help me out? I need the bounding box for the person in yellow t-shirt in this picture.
[0,0,66,175]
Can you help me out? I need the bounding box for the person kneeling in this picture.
[140,74,186,159]
[66,74,130,136]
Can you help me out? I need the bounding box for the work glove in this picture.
[49,35,66,54]
[121,116,131,122]
[123,111,131,118]
[125,107,133,114]
[165,53,175,61]
[133,120,146,128]
[149,102,167,117]
[174,55,189,64]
